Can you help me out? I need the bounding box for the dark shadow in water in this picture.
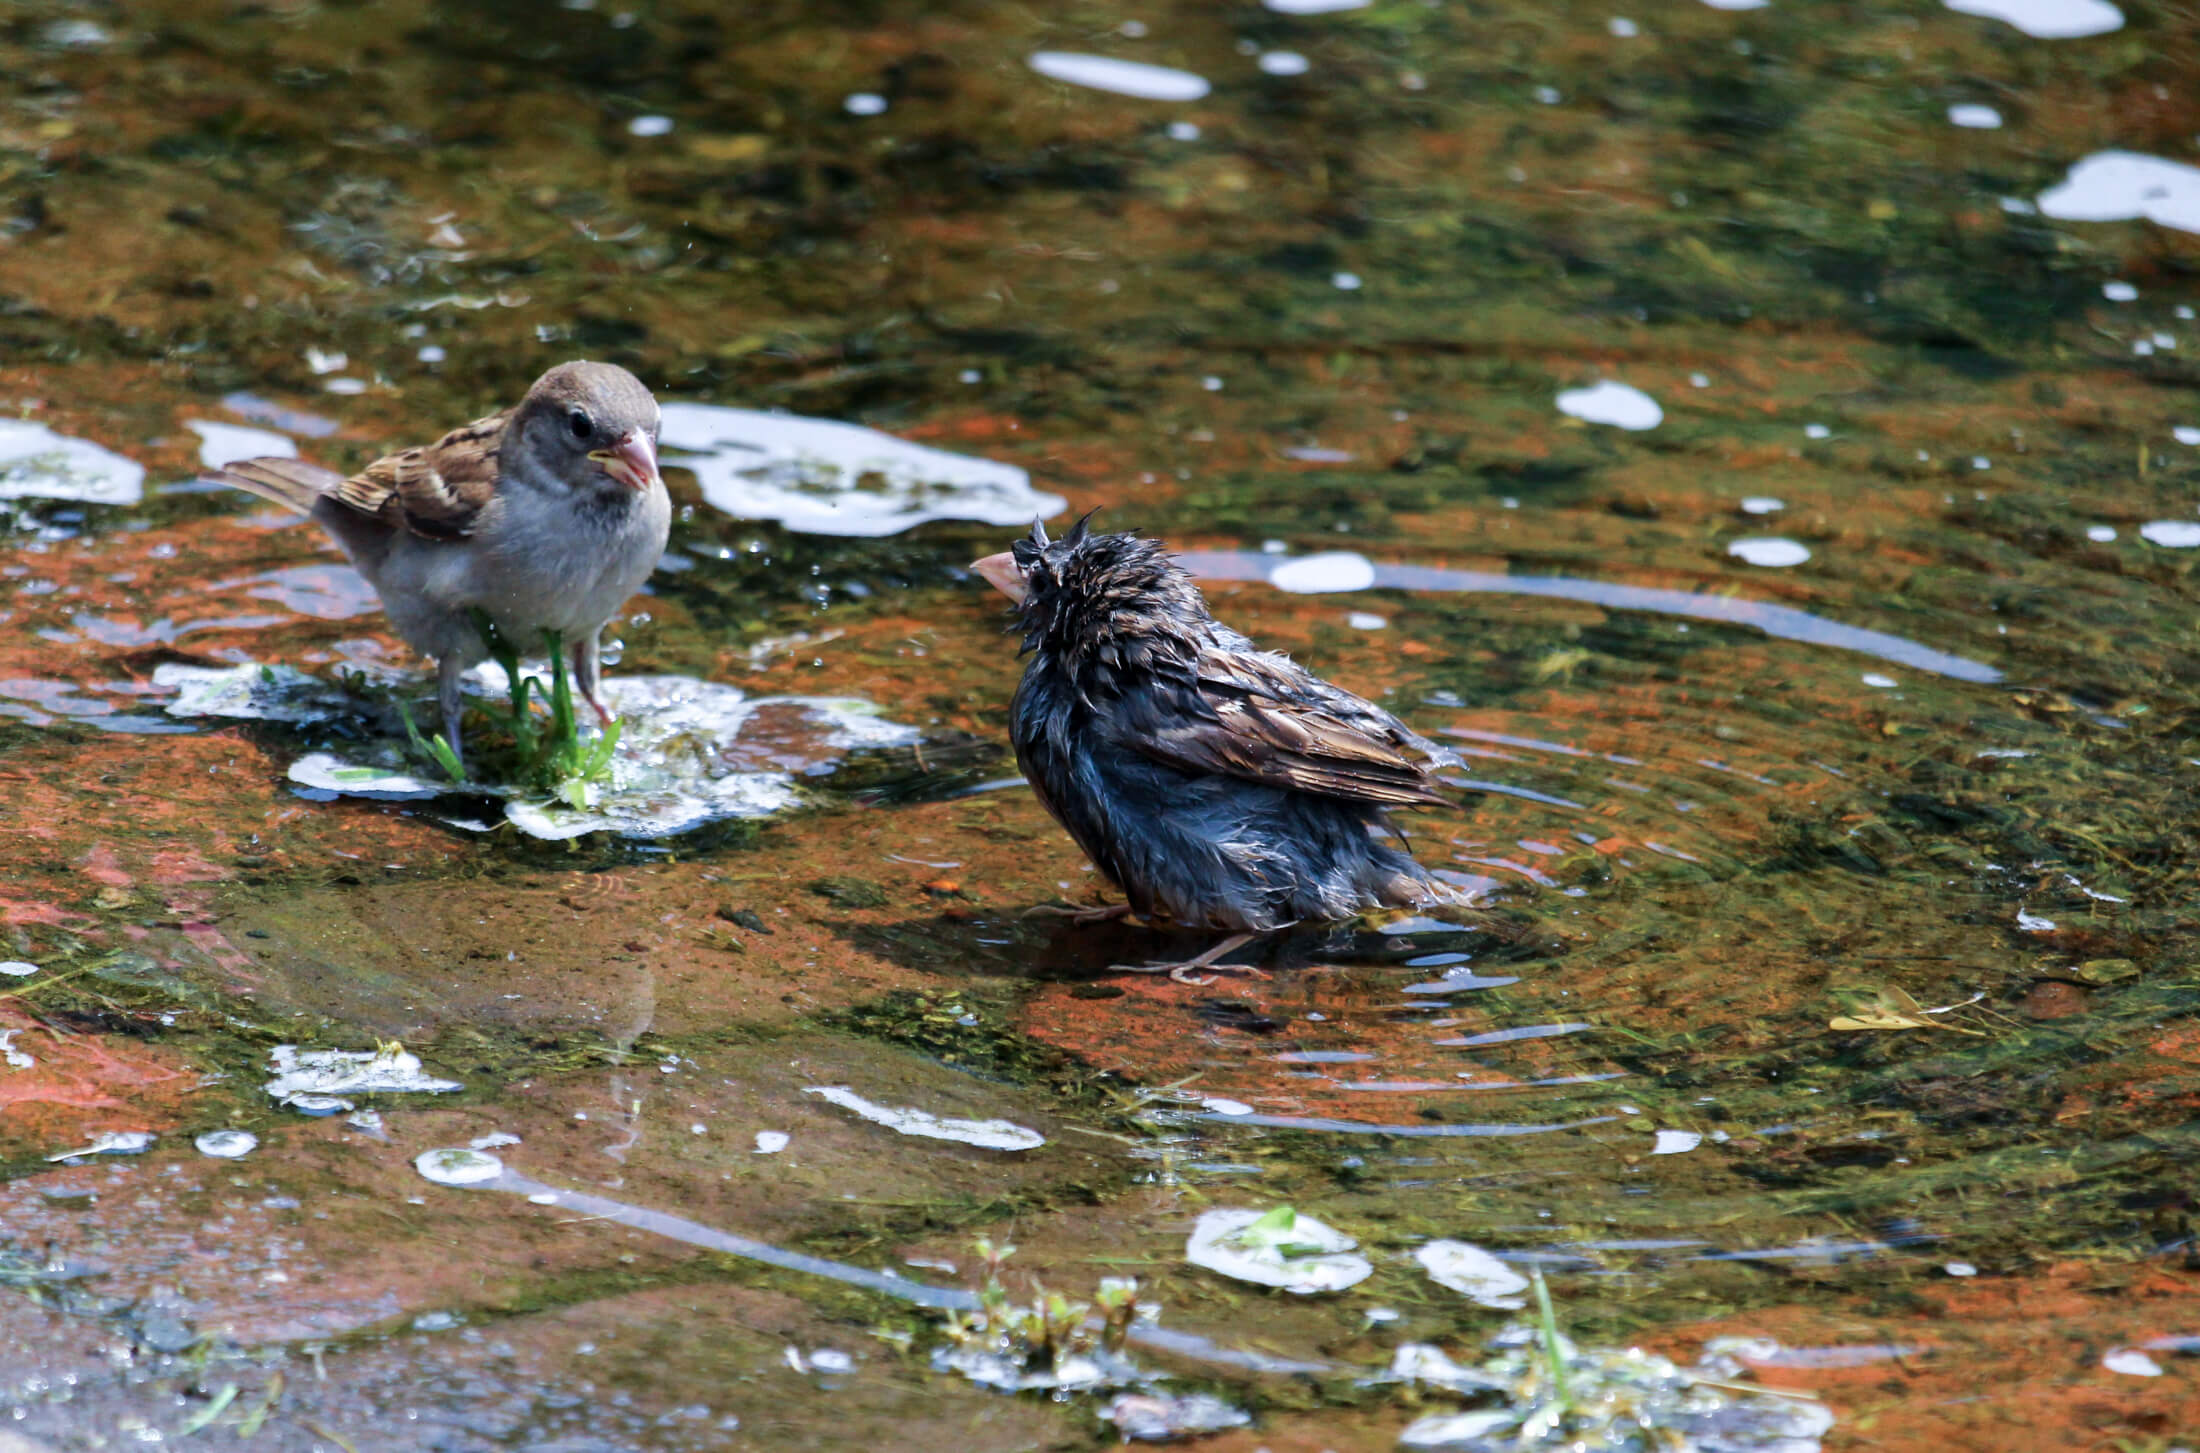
[835,906,1543,986]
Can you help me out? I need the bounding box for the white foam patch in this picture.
[1027,52,1211,101]
[1944,0,2121,37]
[659,402,1063,537]
[2037,152,2200,233]
[1727,537,1812,567]
[1414,1239,1529,1308]
[1270,551,1377,594]
[1739,496,1785,514]
[488,673,920,840]
[1101,1393,1251,1442]
[2174,426,2200,445]
[2103,1348,2163,1377]
[1651,1129,1704,1155]
[48,1132,154,1160]
[288,753,444,800]
[1557,380,1663,430]
[415,1148,505,1187]
[2141,520,2200,548]
[195,1130,258,1159]
[1263,0,1369,11]
[1701,0,1769,9]
[185,419,295,470]
[1258,50,1311,76]
[0,420,144,506]
[1186,1208,1372,1293]
[265,1044,462,1103]
[159,662,923,841]
[803,1085,1044,1151]
[155,662,362,724]
[1948,104,2003,129]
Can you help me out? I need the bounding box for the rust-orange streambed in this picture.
[0,1,2197,1449]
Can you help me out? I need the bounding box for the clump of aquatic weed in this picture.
[932,1237,1146,1394]
[928,1240,1254,1441]
[401,610,619,806]
[1384,1272,1834,1452]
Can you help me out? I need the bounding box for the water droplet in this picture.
[2142,520,2200,548]
[1556,380,1662,430]
[1028,52,1211,101]
[1727,537,1811,568]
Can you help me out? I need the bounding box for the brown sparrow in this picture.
[974,518,1461,978]
[208,360,670,771]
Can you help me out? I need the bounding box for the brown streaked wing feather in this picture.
[1121,648,1451,809]
[330,408,510,541]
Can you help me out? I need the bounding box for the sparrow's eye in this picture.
[567,406,593,440]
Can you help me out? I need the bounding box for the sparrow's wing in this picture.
[1117,645,1452,809]
[330,408,511,541]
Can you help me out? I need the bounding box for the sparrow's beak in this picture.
[589,430,661,493]
[971,551,1028,604]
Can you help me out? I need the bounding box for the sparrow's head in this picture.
[972,515,1210,663]
[508,360,663,498]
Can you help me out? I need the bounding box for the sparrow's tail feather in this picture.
[205,457,349,514]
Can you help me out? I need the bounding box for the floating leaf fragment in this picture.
[1828,985,1984,1035]
[2073,958,2138,985]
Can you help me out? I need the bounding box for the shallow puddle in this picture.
[0,0,2197,1449]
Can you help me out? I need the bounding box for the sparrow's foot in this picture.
[1110,932,1263,986]
[1021,901,1136,924]
[436,657,469,777]
[568,633,615,727]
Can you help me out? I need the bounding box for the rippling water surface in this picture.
[0,1,2197,1448]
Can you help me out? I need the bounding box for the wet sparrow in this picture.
[209,360,670,771]
[974,518,1461,977]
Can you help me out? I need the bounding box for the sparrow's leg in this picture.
[571,630,614,727]
[1111,932,1262,987]
[436,655,467,775]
